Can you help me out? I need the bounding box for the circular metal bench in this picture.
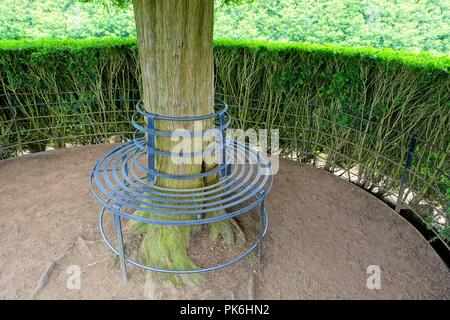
[90,100,273,280]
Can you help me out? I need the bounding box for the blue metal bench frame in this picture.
[89,100,273,281]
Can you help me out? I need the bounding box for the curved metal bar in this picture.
[131,111,232,138]
[123,148,249,196]
[90,162,271,222]
[113,147,253,203]
[98,205,269,274]
[135,99,228,121]
[90,140,271,214]
[131,133,231,161]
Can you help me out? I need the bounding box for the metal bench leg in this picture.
[114,214,128,281]
[258,198,265,265]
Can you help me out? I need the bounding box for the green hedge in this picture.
[0,38,449,243]
[1,37,448,98]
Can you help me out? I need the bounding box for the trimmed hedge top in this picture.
[1,37,449,73]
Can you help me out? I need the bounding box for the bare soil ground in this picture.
[0,144,448,299]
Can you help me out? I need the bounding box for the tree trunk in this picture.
[133,0,214,118]
[131,0,243,287]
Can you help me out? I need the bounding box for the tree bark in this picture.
[133,0,214,118]
[133,0,213,190]
[131,0,243,286]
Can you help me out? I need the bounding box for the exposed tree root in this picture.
[130,207,244,287]
[139,224,200,287]
[207,211,246,247]
[128,149,246,287]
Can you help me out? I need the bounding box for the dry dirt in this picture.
[0,144,449,299]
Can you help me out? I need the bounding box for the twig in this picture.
[30,261,55,298]
[77,236,93,257]
[247,271,256,300]
[83,256,111,267]
[30,242,75,298]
